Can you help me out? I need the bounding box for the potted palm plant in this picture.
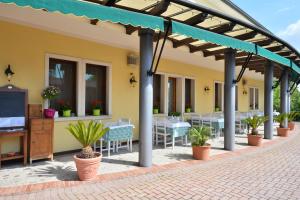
[67,121,108,181]
[243,115,268,146]
[41,86,60,118]
[189,126,211,160]
[287,112,299,131]
[274,113,289,137]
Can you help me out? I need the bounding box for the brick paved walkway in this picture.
[1,130,300,199]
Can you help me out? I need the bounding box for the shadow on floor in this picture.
[235,142,249,146]
[32,165,78,181]
[101,158,139,166]
[164,153,193,161]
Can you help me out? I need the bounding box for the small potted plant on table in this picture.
[274,113,289,137]
[67,121,108,181]
[189,126,211,160]
[91,100,102,116]
[287,112,299,131]
[244,115,268,146]
[41,86,60,118]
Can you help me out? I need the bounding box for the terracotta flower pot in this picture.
[192,144,210,160]
[288,122,295,131]
[73,153,101,181]
[247,134,262,146]
[277,127,289,137]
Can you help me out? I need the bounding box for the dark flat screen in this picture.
[0,91,25,117]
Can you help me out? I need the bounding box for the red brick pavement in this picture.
[1,127,300,199]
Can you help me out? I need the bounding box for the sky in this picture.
[231,0,300,51]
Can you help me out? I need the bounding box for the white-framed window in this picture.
[45,54,112,118]
[184,78,195,113]
[249,87,259,110]
[214,82,238,112]
[214,81,224,112]
[153,72,195,115]
[235,86,238,111]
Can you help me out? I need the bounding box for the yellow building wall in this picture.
[0,20,264,153]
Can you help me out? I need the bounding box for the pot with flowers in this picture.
[189,126,211,160]
[274,113,289,137]
[287,112,299,131]
[58,100,72,117]
[91,100,102,116]
[67,121,108,181]
[243,115,268,146]
[41,86,60,118]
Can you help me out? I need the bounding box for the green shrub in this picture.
[243,115,268,135]
[67,121,108,158]
[189,126,211,146]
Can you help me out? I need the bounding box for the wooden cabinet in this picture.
[28,104,43,119]
[29,118,54,164]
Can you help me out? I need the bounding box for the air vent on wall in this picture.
[127,53,138,67]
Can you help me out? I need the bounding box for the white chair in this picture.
[155,120,172,149]
[191,114,202,128]
[202,118,218,139]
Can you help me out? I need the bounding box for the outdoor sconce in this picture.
[4,65,14,82]
[204,86,210,93]
[129,73,138,87]
[242,79,247,95]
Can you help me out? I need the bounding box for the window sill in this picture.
[54,115,112,122]
[153,113,167,117]
[183,112,196,115]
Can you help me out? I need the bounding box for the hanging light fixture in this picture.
[129,73,138,87]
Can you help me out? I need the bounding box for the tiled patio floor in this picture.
[0,132,279,188]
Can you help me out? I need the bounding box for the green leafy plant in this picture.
[243,115,268,135]
[67,121,109,158]
[274,113,288,128]
[189,126,211,146]
[287,112,299,122]
[168,111,181,117]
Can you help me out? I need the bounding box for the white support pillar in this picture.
[224,49,236,151]
[138,29,154,167]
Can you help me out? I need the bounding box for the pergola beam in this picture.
[184,12,208,26]
[103,0,118,6]
[210,22,236,34]
[148,0,171,15]
[172,38,197,48]
[189,43,219,53]
[125,25,138,35]
[234,31,257,40]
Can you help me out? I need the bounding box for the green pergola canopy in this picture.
[0,0,165,31]
[172,21,300,76]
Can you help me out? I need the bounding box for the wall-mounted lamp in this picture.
[204,86,210,93]
[129,73,138,87]
[5,65,14,82]
[242,79,247,95]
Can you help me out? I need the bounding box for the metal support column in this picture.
[280,70,289,128]
[287,75,291,113]
[138,29,154,167]
[264,61,274,139]
[224,49,236,151]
